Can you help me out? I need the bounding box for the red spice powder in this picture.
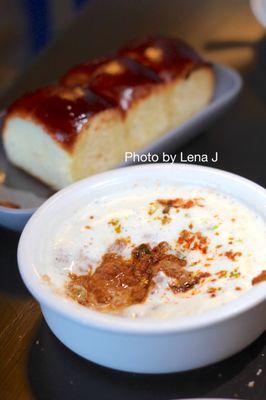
[177,230,209,254]
[157,197,203,209]
[224,250,242,261]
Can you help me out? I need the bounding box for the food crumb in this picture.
[225,251,242,261]
[256,368,262,376]
[0,200,21,209]
[42,274,51,283]
[229,268,241,279]
[161,215,171,225]
[216,270,227,278]
[147,202,158,216]
[108,218,122,233]
[0,170,6,184]
[35,340,40,345]
[162,205,170,214]
[247,381,255,388]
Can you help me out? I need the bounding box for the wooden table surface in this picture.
[0,1,265,399]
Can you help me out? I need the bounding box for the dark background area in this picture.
[0,1,265,399]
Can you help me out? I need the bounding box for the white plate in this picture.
[0,63,242,231]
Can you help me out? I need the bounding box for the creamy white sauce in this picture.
[45,184,266,319]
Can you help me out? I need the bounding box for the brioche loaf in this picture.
[3,37,214,189]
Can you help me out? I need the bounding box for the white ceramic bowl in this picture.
[18,164,266,374]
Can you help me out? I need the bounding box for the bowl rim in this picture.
[18,163,266,335]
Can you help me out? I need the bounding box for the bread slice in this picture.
[3,87,125,189]
[61,57,171,150]
[119,36,214,131]
[3,36,215,190]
